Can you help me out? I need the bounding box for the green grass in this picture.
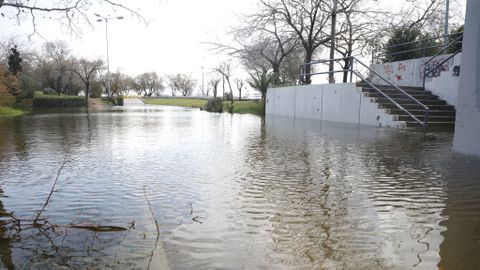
[142,98,207,108]
[230,101,264,116]
[0,106,24,116]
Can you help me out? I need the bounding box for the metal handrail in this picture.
[422,34,463,88]
[299,56,429,130]
[372,32,463,63]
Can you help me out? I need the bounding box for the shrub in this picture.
[116,96,124,106]
[33,95,85,107]
[204,98,223,113]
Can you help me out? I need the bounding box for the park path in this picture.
[124,98,145,105]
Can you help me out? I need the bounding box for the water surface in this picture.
[0,103,479,269]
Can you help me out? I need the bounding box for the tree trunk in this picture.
[85,83,89,108]
[303,50,314,84]
[239,89,242,101]
[328,0,338,84]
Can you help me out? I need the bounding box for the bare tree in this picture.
[101,70,132,97]
[259,0,333,84]
[134,72,164,97]
[167,74,196,97]
[71,58,104,106]
[214,62,234,104]
[207,76,221,98]
[210,8,299,78]
[234,78,244,101]
[0,0,145,37]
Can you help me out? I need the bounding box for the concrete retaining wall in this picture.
[371,54,455,87]
[424,54,462,106]
[453,0,480,156]
[266,83,403,128]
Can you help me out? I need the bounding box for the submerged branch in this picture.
[34,149,69,224]
[143,185,160,270]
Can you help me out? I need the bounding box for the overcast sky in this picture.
[0,0,466,90]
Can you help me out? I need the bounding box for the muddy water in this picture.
[0,104,479,269]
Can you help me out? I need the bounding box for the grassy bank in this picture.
[142,98,207,108]
[144,97,264,116]
[0,106,24,116]
[229,101,264,116]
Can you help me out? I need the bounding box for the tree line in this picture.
[0,39,201,106]
[211,0,464,85]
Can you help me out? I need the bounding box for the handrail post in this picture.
[424,110,429,132]
[349,58,353,83]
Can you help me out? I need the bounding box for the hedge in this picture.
[0,95,16,106]
[33,95,85,107]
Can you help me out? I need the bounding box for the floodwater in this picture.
[0,102,479,269]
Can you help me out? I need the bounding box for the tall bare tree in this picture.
[259,0,333,84]
[214,62,234,104]
[167,74,196,97]
[234,78,244,101]
[134,72,164,97]
[71,58,104,106]
[0,0,145,37]
[207,76,221,98]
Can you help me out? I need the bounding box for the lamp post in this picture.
[444,0,450,48]
[201,66,205,96]
[95,14,124,97]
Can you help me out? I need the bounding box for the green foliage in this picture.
[384,27,440,62]
[248,71,279,101]
[231,100,263,116]
[385,27,421,62]
[448,25,464,53]
[116,96,124,106]
[0,106,23,116]
[142,97,207,108]
[8,45,23,75]
[42,88,57,95]
[33,95,85,107]
[204,98,223,113]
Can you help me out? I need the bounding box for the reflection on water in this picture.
[0,105,479,269]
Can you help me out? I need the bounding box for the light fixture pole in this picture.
[201,66,205,96]
[444,0,450,47]
[95,14,124,97]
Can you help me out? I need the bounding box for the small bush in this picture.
[224,92,233,101]
[204,98,223,113]
[42,88,57,95]
[116,96,124,106]
[33,95,85,107]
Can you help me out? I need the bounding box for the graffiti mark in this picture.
[419,58,452,79]
[398,63,406,71]
[395,75,403,81]
[453,66,460,76]
[384,64,394,74]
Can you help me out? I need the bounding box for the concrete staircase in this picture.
[359,84,456,131]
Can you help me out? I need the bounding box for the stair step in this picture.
[405,121,455,131]
[374,97,446,105]
[386,109,456,116]
[396,115,455,122]
[361,87,431,95]
[358,84,425,91]
[379,103,454,110]
[364,92,438,100]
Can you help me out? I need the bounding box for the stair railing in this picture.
[422,34,463,89]
[299,56,430,130]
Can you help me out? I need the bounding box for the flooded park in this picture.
[0,103,479,269]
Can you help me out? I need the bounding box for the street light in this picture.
[95,13,124,97]
[444,0,450,48]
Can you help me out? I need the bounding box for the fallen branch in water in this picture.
[34,149,69,224]
[143,185,160,270]
[69,222,129,232]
